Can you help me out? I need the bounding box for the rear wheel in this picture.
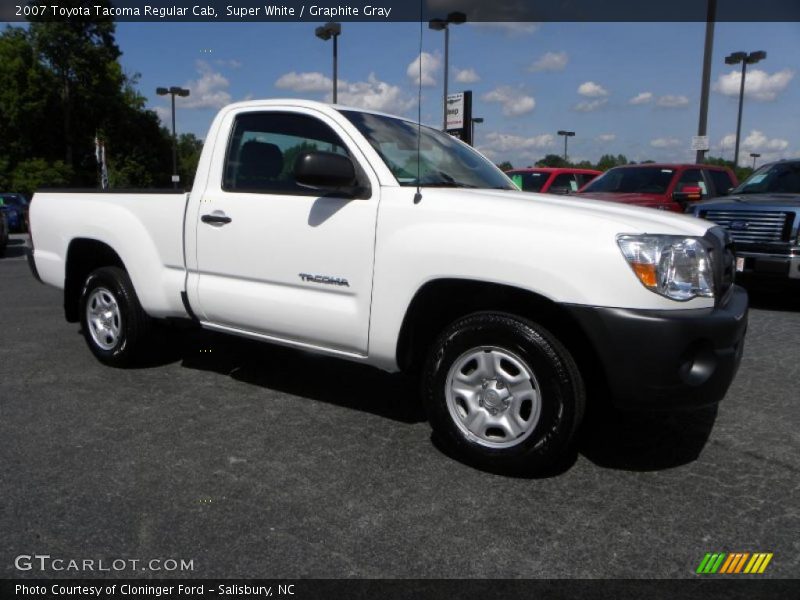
[80,266,151,367]
[422,312,585,474]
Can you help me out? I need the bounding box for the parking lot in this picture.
[1,233,798,579]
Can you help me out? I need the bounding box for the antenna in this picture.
[413,0,423,204]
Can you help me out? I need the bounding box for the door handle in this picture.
[201,213,232,225]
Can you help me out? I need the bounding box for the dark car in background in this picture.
[506,167,602,195]
[692,160,800,283]
[576,164,738,212]
[0,193,29,233]
[0,210,8,256]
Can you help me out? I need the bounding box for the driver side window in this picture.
[223,112,350,195]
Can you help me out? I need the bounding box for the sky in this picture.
[106,21,800,167]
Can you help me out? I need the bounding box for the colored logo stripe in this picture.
[744,553,774,574]
[697,552,773,574]
[697,553,726,574]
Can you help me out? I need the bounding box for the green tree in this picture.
[10,158,73,196]
[0,4,174,190]
[596,153,629,171]
[495,161,513,171]
[177,133,204,188]
[535,154,569,168]
[27,0,126,171]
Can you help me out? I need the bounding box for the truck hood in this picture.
[428,187,710,237]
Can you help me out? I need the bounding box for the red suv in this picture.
[576,164,738,212]
[506,167,602,195]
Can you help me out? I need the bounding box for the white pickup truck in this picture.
[28,99,748,473]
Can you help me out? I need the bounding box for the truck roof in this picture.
[220,98,418,124]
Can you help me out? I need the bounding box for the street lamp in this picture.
[428,11,466,130]
[724,50,766,167]
[750,152,761,169]
[471,117,484,146]
[557,130,575,162]
[156,86,190,188]
[315,22,341,104]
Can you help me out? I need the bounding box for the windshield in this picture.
[507,171,548,192]
[581,166,675,194]
[732,162,800,194]
[341,110,515,190]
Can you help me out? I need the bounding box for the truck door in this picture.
[191,109,379,355]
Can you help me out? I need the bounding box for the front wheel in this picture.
[80,266,151,367]
[422,312,585,474]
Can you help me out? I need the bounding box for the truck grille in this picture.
[700,210,794,244]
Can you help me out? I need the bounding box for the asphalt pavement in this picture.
[1,234,798,579]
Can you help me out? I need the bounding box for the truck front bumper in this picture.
[566,285,748,410]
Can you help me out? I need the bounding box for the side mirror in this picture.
[295,151,365,197]
[673,185,703,203]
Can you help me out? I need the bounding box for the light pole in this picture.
[724,50,766,167]
[695,0,717,164]
[557,130,575,162]
[156,86,190,188]
[315,22,341,104]
[471,117,484,146]
[750,152,761,170]
[428,11,466,130]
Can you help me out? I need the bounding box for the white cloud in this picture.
[470,22,540,35]
[650,137,682,148]
[334,74,415,114]
[574,99,608,112]
[153,106,171,123]
[407,52,441,87]
[718,130,789,153]
[275,71,332,93]
[577,81,609,97]
[275,70,414,114]
[713,68,794,101]
[529,51,568,72]
[481,131,555,152]
[596,133,616,142]
[656,94,690,108]
[214,59,242,69]
[454,67,480,83]
[482,86,536,116]
[478,132,554,164]
[181,61,232,109]
[629,92,653,105]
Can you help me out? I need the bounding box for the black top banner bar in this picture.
[1,0,800,22]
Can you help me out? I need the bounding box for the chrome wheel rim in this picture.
[86,287,122,351]
[445,346,541,448]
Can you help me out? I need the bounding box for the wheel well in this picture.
[396,279,606,395]
[64,239,125,322]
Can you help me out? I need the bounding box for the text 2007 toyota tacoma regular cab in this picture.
[28,100,748,472]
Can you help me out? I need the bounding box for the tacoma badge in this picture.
[299,273,350,287]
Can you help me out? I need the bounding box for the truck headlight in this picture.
[617,234,715,301]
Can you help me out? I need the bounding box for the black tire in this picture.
[79,266,151,367]
[422,312,585,474]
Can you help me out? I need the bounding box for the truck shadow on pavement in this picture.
[151,325,720,477]
[168,326,426,425]
[740,280,800,312]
